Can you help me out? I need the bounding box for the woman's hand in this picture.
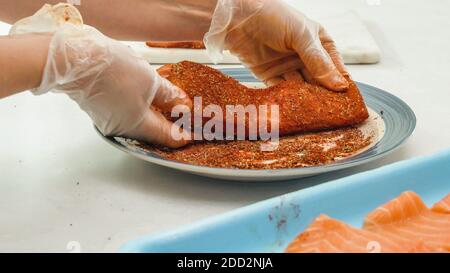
[205,0,349,91]
[36,25,192,148]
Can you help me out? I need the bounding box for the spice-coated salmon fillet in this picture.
[157,61,369,137]
[285,192,450,253]
[146,40,205,49]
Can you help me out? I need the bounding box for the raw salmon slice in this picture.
[432,194,450,214]
[363,192,450,251]
[285,214,422,253]
[286,191,450,253]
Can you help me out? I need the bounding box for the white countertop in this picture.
[1,0,450,252]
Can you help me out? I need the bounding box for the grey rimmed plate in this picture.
[95,68,416,181]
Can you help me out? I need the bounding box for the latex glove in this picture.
[204,0,349,91]
[35,24,192,148]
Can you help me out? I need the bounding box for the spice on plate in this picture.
[136,126,373,170]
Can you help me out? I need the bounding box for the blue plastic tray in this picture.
[121,149,450,253]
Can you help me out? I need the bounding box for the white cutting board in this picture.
[125,11,381,65]
[317,11,381,64]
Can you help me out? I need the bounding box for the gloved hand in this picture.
[35,24,192,148]
[204,0,349,91]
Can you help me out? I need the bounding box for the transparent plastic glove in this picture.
[35,24,192,148]
[204,0,349,91]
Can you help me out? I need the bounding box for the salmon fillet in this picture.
[157,61,369,137]
[146,41,205,49]
[285,192,450,253]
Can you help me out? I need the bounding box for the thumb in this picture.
[297,43,348,91]
[152,75,193,113]
[294,23,348,91]
[319,26,349,77]
[126,109,192,149]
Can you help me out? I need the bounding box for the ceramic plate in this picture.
[96,68,416,181]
